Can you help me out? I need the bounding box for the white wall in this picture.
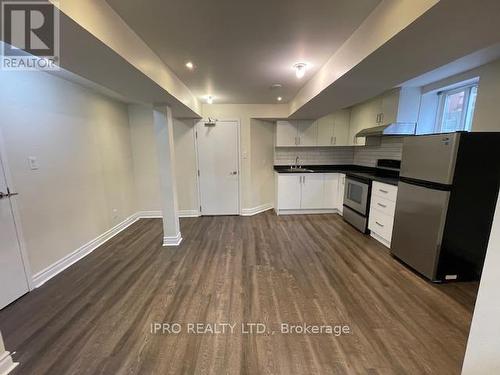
[462,195,500,374]
[128,104,162,212]
[128,105,199,213]
[0,70,136,275]
[250,119,275,209]
[471,59,500,131]
[172,119,199,213]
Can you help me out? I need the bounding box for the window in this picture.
[435,84,478,133]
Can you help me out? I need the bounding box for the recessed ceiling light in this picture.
[293,63,307,79]
[206,95,214,104]
[277,96,283,102]
[185,61,194,70]
[270,83,283,90]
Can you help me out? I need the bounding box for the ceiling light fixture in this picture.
[293,63,307,79]
[277,96,283,102]
[185,61,194,70]
[206,95,214,104]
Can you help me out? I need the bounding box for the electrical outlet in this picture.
[112,208,119,220]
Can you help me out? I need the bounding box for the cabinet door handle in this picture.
[375,221,384,227]
[377,203,387,208]
[379,189,389,194]
[331,136,333,145]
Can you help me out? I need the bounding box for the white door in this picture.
[196,120,240,215]
[277,174,301,209]
[0,157,29,309]
[276,121,298,147]
[301,174,324,209]
[323,174,339,209]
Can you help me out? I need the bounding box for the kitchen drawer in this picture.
[370,194,396,217]
[369,209,395,243]
[372,181,398,202]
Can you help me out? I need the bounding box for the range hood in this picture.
[356,122,416,138]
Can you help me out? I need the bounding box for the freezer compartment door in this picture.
[400,133,460,185]
[391,181,450,281]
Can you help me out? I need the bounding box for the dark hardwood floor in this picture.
[0,212,478,374]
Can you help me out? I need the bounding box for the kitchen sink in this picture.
[282,168,315,173]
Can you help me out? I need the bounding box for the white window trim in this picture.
[435,83,478,133]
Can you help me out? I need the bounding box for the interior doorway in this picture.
[195,119,240,215]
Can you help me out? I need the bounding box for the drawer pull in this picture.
[379,189,389,194]
[377,203,387,208]
[375,221,384,227]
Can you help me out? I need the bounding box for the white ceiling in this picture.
[105,0,381,104]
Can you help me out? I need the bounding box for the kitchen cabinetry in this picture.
[316,110,350,146]
[368,181,398,247]
[349,87,421,143]
[276,120,317,147]
[348,98,381,146]
[301,174,325,209]
[275,173,342,214]
[275,121,298,147]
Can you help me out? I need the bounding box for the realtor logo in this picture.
[1,1,60,70]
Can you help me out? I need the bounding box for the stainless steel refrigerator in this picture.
[391,132,500,282]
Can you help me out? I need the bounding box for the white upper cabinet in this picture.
[297,120,317,146]
[276,120,298,147]
[313,109,351,147]
[316,115,335,146]
[333,109,350,146]
[348,87,422,144]
[379,87,421,127]
[276,120,317,147]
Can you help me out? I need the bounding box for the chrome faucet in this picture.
[294,156,301,169]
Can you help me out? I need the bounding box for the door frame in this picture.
[194,118,242,215]
[0,128,33,290]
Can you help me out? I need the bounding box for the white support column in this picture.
[0,331,17,375]
[153,106,182,246]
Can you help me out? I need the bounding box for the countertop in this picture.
[273,164,399,186]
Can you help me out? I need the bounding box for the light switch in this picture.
[28,156,39,170]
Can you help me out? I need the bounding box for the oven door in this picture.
[344,178,369,216]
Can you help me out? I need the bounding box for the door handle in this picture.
[377,203,387,208]
[230,171,238,175]
[379,189,389,194]
[375,221,384,227]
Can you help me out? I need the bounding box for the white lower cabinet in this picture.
[323,174,340,209]
[368,181,398,247]
[275,173,342,214]
[276,174,302,209]
[301,174,326,209]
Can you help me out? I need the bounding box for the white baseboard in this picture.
[32,213,143,288]
[241,203,274,216]
[136,210,162,218]
[178,209,200,218]
[0,351,17,375]
[275,209,340,216]
[163,232,183,246]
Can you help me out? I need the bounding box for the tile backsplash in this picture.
[274,147,354,166]
[274,137,404,167]
[353,137,404,167]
